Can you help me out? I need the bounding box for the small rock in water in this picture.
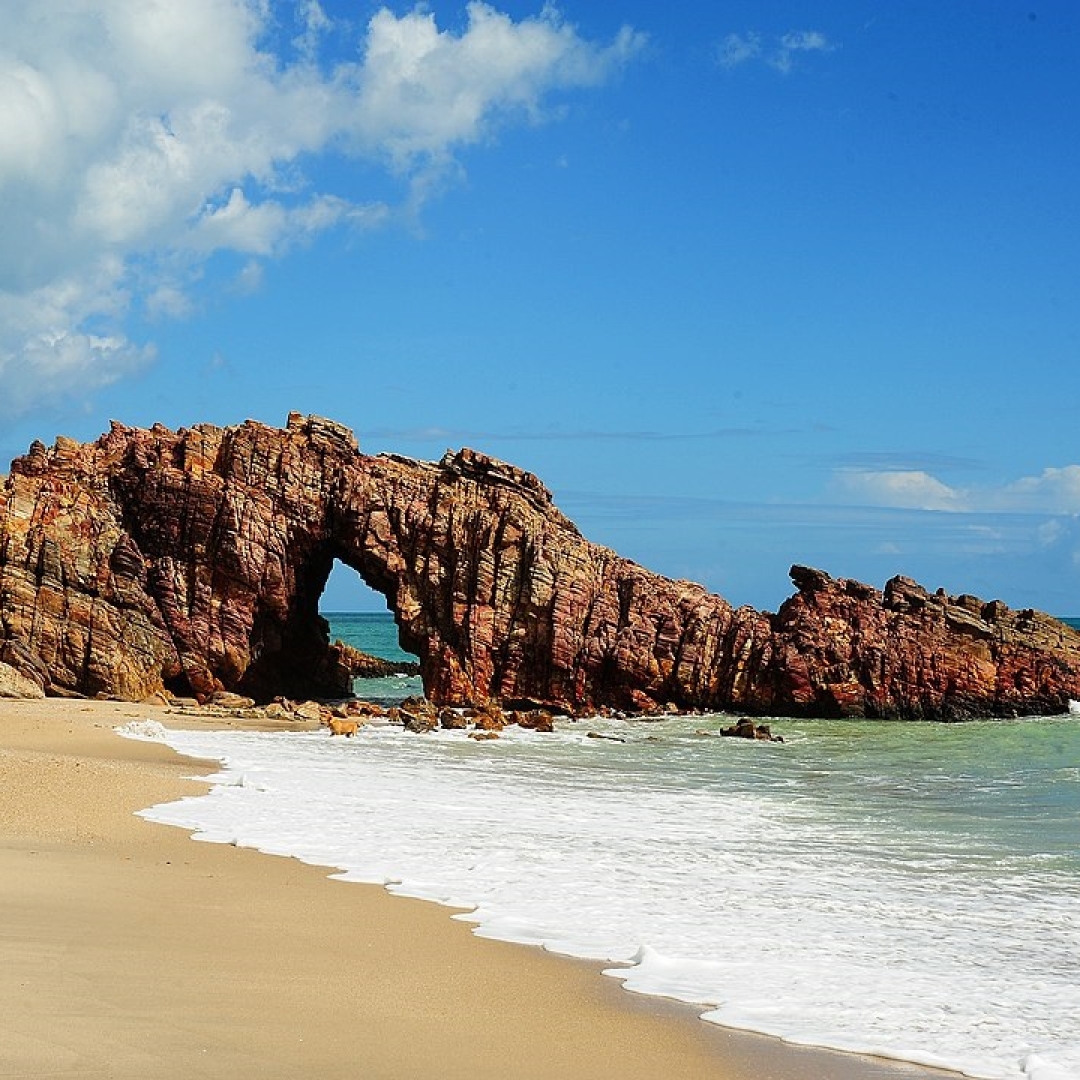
[511,708,555,732]
[719,718,783,743]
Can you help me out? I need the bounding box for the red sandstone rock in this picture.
[510,709,556,732]
[1,414,1079,719]
[329,639,419,680]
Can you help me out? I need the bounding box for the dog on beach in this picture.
[327,717,359,737]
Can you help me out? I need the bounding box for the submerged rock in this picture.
[719,718,783,743]
[1,415,1079,720]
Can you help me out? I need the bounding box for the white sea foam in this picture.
[116,718,169,740]
[123,716,1080,1080]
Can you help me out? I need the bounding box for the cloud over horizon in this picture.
[834,465,1080,516]
[0,0,643,418]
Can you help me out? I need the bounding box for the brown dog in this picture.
[327,717,360,737]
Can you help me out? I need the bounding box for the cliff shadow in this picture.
[238,552,421,703]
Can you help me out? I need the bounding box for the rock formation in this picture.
[328,639,419,680]
[1,413,1079,719]
[720,718,783,742]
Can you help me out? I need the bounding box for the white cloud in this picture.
[834,464,1080,515]
[234,261,265,296]
[834,469,965,511]
[995,465,1080,514]
[1038,519,1064,548]
[774,30,833,73]
[293,0,332,63]
[718,28,834,73]
[344,4,644,183]
[0,258,154,414]
[145,283,195,320]
[0,1,643,418]
[717,32,762,69]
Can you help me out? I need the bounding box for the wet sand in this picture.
[0,698,962,1079]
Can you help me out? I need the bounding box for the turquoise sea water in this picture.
[127,613,1080,1079]
[324,611,423,702]
[324,611,418,665]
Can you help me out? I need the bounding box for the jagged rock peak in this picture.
[286,411,360,455]
[439,446,554,506]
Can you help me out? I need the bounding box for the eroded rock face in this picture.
[1,414,1078,718]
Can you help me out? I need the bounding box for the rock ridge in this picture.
[1,415,1078,719]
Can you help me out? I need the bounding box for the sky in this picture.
[1,1,1079,616]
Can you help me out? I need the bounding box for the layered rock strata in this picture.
[1,414,1078,719]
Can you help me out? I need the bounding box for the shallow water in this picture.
[122,615,1080,1080]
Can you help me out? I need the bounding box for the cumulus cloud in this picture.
[996,465,1080,514]
[718,28,834,72]
[347,5,642,170]
[834,465,1080,515]
[0,1,643,417]
[834,469,965,512]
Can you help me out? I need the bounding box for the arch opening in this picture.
[234,548,421,703]
[320,560,389,614]
[319,559,423,705]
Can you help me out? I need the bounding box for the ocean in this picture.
[323,611,424,704]
[122,613,1080,1080]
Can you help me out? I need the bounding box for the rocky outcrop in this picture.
[328,639,420,681]
[720,718,783,742]
[768,566,1080,719]
[0,661,45,699]
[1,414,1078,719]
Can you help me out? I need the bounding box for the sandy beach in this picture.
[0,698,962,1080]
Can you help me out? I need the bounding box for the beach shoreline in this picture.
[1,697,963,1080]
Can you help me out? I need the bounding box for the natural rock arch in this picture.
[2,413,1079,719]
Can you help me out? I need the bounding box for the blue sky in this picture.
[2,1,1079,614]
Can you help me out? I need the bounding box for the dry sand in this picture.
[0,698,962,1080]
